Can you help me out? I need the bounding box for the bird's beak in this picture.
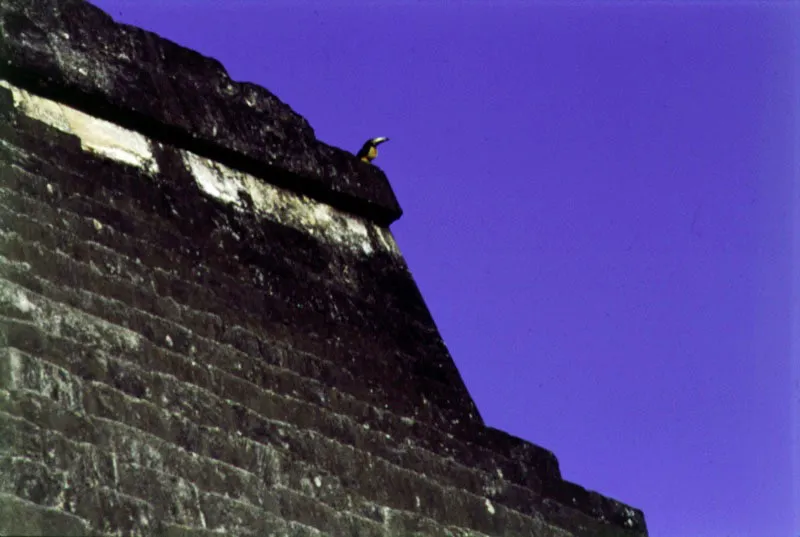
[374,137,389,145]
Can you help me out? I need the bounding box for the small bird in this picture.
[356,137,389,163]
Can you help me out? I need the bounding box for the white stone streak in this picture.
[0,79,402,259]
[376,226,400,253]
[5,348,23,390]
[12,288,37,314]
[182,150,400,258]
[0,80,158,174]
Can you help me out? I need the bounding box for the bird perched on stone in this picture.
[356,137,389,163]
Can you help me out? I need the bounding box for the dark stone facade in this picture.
[0,1,648,536]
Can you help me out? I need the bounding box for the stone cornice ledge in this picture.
[0,0,403,226]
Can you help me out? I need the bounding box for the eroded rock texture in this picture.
[0,1,648,536]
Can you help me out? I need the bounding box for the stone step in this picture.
[0,456,162,535]
[0,492,92,536]
[0,178,477,433]
[0,120,432,334]
[0,335,521,535]
[162,523,260,537]
[0,125,480,433]
[0,340,592,537]
[0,109,645,535]
[0,455,69,509]
[0,400,330,536]
[197,490,329,537]
[0,328,547,528]
[1,388,567,537]
[0,178,452,393]
[0,409,488,537]
[0,273,553,512]
[0,242,640,535]
[0,203,557,488]
[0,212,464,436]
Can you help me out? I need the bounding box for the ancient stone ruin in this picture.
[0,1,648,535]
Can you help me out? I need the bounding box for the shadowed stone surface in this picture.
[0,0,401,225]
[0,1,648,536]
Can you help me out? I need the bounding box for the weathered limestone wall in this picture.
[0,1,648,536]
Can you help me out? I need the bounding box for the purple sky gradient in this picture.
[87,2,799,536]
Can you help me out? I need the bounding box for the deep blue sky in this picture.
[88,2,798,536]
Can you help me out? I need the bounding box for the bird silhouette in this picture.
[356,137,389,163]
